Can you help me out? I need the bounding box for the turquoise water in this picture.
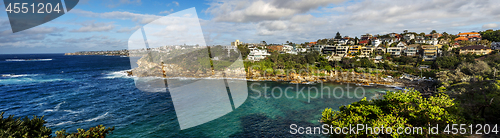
[109,81,393,137]
[0,54,394,137]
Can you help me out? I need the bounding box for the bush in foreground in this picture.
[0,112,114,138]
[321,89,466,137]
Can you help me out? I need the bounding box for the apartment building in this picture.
[459,45,492,55]
[422,45,438,61]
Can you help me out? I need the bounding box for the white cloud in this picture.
[71,9,162,24]
[259,21,288,31]
[200,0,500,45]
[160,9,174,14]
[290,14,313,23]
[173,1,179,6]
[205,0,345,22]
[71,21,115,32]
[116,26,141,33]
[482,23,498,29]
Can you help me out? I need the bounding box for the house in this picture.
[374,56,383,63]
[359,40,369,45]
[404,34,415,40]
[374,47,386,55]
[387,47,404,56]
[312,45,326,52]
[396,42,407,48]
[360,46,374,57]
[247,48,271,61]
[422,45,438,61]
[322,46,336,55]
[456,32,482,41]
[459,45,492,55]
[338,39,349,45]
[491,42,500,50]
[406,44,420,56]
[433,44,443,49]
[380,38,394,46]
[371,39,381,47]
[361,34,373,40]
[425,33,442,39]
[308,42,317,47]
[231,40,243,46]
[415,36,425,44]
[451,42,460,49]
[425,38,438,45]
[335,45,349,56]
[283,45,298,55]
[389,33,402,39]
[348,46,361,54]
[438,38,450,45]
[454,36,469,42]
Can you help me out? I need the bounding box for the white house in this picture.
[425,38,438,45]
[396,42,407,48]
[404,34,415,40]
[247,48,271,61]
[387,47,404,56]
[372,39,381,47]
[415,36,425,44]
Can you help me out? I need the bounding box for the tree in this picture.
[354,37,359,45]
[480,29,500,42]
[0,112,115,138]
[335,32,342,39]
[237,44,250,59]
[442,44,449,51]
[419,32,425,36]
[321,89,465,137]
[430,30,437,34]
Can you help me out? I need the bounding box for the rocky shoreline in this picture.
[126,67,408,87]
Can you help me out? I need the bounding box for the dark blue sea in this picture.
[0,54,395,137]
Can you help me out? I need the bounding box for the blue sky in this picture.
[1,0,500,54]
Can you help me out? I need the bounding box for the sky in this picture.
[1,0,500,54]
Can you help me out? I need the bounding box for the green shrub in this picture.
[1,112,114,138]
[321,89,465,137]
[55,125,115,138]
[0,112,52,138]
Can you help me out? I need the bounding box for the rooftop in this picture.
[460,45,491,50]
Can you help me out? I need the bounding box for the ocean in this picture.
[0,54,396,137]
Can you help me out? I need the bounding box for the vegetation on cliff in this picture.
[321,53,500,137]
[321,89,465,137]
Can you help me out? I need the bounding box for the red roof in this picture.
[455,37,468,41]
[359,40,369,44]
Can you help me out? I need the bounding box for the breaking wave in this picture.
[5,59,52,61]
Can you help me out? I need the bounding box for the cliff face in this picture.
[128,55,246,79]
[128,47,246,79]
